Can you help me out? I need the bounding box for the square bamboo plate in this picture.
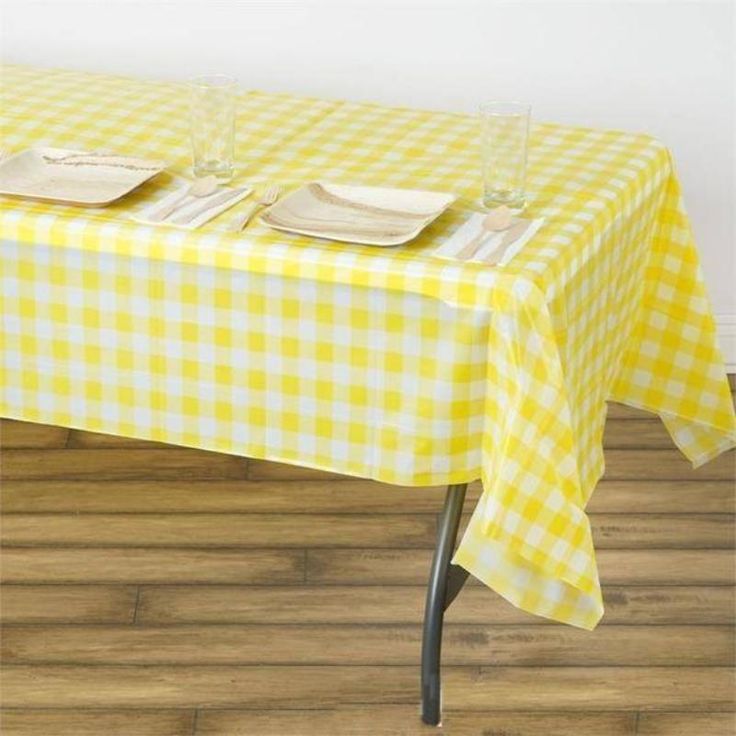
[260,182,456,246]
[0,147,166,206]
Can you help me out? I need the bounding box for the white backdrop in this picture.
[1,0,734,358]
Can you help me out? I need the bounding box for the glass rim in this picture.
[188,74,237,89]
[479,100,531,116]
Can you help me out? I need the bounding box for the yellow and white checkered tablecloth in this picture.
[1,65,734,629]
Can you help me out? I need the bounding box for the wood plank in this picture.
[637,711,736,736]
[247,460,355,481]
[590,513,733,548]
[0,449,249,481]
[3,478,732,514]
[607,403,655,420]
[0,710,195,736]
[443,667,735,711]
[0,513,435,549]
[3,624,729,666]
[602,450,734,481]
[0,548,304,584]
[0,665,419,708]
[1,666,731,710]
[66,430,171,449]
[0,420,69,449]
[0,585,138,624]
[604,420,672,449]
[0,479,459,514]
[306,549,736,585]
[136,584,736,626]
[597,585,736,625]
[2,512,732,549]
[585,480,734,514]
[195,708,636,736]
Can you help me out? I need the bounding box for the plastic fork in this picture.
[230,183,281,232]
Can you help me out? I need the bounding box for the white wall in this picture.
[2,0,734,356]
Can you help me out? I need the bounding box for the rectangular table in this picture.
[2,65,734,724]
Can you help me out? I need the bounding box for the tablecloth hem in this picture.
[659,413,736,469]
[452,544,603,631]
[0,405,489,489]
[482,512,599,596]
[605,391,736,468]
[686,438,736,469]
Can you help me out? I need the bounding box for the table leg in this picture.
[421,482,469,726]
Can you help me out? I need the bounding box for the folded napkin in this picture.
[432,212,544,265]
[132,181,252,229]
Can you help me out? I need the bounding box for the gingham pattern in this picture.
[1,65,734,629]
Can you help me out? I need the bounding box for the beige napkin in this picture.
[132,180,252,230]
[433,212,544,265]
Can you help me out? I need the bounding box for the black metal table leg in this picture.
[421,482,469,726]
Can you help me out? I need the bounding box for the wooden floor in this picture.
[1,384,734,735]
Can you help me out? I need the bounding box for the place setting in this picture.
[0,74,541,265]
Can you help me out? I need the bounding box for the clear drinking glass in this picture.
[480,101,531,211]
[189,74,236,181]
